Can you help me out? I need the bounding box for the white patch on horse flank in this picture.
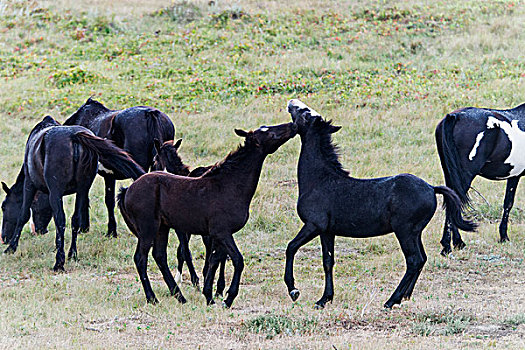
[468,132,484,161]
[98,162,114,174]
[29,214,36,235]
[287,99,321,116]
[486,116,525,177]
[260,127,269,132]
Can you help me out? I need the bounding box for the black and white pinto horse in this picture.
[63,97,175,237]
[436,103,525,255]
[285,100,476,309]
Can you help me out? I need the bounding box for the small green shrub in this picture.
[242,314,317,339]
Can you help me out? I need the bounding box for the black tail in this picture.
[439,113,471,206]
[434,186,477,232]
[117,186,139,235]
[146,110,174,167]
[73,132,145,180]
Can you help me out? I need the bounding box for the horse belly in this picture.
[330,211,392,238]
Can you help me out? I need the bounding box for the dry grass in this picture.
[1,0,525,348]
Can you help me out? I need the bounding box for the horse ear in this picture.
[1,182,10,195]
[329,125,342,133]
[154,139,162,153]
[174,139,182,150]
[235,129,249,138]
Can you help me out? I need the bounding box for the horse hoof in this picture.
[53,265,65,273]
[215,292,223,298]
[440,248,451,257]
[176,294,187,304]
[206,298,215,306]
[314,303,325,310]
[454,241,466,250]
[289,289,300,301]
[147,297,159,304]
[68,251,78,261]
[383,302,393,309]
[499,237,510,243]
[222,301,230,309]
[4,246,16,255]
[106,231,117,238]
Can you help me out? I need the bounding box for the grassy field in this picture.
[1,0,525,348]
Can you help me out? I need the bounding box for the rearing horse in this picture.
[285,100,476,309]
[436,103,525,255]
[63,97,174,237]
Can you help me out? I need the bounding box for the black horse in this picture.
[436,103,525,255]
[62,97,174,237]
[284,100,476,309]
[152,139,226,295]
[1,116,144,271]
[118,123,297,306]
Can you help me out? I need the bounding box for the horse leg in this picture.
[202,240,225,305]
[384,229,426,309]
[68,188,89,260]
[176,231,199,288]
[216,258,227,298]
[134,238,157,303]
[499,177,520,243]
[401,234,427,301]
[4,183,37,253]
[47,192,67,272]
[218,235,243,308]
[284,222,320,302]
[175,243,185,285]
[315,233,335,309]
[152,225,186,303]
[103,175,117,238]
[202,235,226,297]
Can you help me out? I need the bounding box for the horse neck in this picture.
[215,146,267,201]
[9,168,26,199]
[297,133,348,192]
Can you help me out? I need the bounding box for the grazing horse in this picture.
[436,103,525,255]
[284,100,476,309]
[1,116,144,271]
[62,97,174,237]
[151,139,227,295]
[118,122,297,306]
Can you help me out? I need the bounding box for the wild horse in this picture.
[152,139,226,295]
[284,100,476,309]
[436,103,525,255]
[62,97,175,237]
[118,122,297,306]
[1,116,144,271]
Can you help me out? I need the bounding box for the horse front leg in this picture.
[4,182,37,253]
[175,231,199,288]
[284,222,319,302]
[499,177,520,243]
[219,234,244,308]
[103,175,117,238]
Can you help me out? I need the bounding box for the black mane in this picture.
[202,139,257,177]
[313,119,349,176]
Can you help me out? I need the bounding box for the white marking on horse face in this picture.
[469,132,484,161]
[486,117,525,177]
[287,99,321,116]
[260,127,269,132]
[98,162,114,175]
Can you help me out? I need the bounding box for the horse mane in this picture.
[202,140,256,177]
[312,118,349,176]
[64,98,110,125]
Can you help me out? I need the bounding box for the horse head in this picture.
[235,122,297,155]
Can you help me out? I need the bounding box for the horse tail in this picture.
[434,185,477,232]
[438,113,471,206]
[145,110,174,165]
[116,186,137,235]
[73,131,145,180]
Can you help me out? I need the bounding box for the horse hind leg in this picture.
[176,231,199,288]
[152,225,186,303]
[384,229,426,309]
[103,175,117,238]
[499,177,520,243]
[48,192,67,272]
[202,235,226,297]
